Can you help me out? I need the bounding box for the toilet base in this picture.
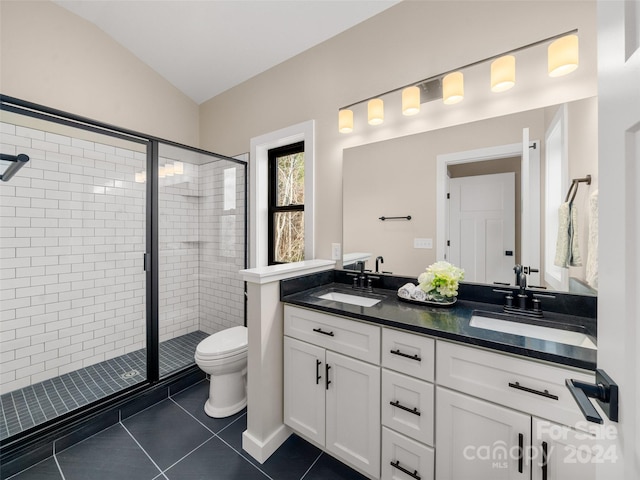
[202,369,247,418]
[204,396,247,418]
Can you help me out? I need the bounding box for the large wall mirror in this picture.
[342,96,597,295]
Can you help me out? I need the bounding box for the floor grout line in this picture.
[156,435,217,476]
[167,395,274,480]
[52,452,67,480]
[300,451,324,480]
[120,420,167,477]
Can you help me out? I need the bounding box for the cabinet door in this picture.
[326,350,380,479]
[436,387,531,480]
[532,418,597,480]
[283,336,325,446]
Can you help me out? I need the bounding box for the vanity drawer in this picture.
[382,369,434,446]
[381,427,434,480]
[284,306,380,364]
[436,340,595,428]
[382,328,435,381]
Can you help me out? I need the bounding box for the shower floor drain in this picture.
[120,370,140,379]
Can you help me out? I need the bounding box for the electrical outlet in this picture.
[331,243,341,260]
[414,238,433,249]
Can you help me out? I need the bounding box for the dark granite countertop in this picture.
[281,281,597,371]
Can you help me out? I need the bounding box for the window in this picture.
[268,141,305,264]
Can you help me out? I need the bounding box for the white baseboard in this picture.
[242,424,292,464]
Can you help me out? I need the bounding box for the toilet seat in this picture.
[196,326,247,360]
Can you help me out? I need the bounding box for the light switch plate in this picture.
[331,243,341,260]
[414,238,433,249]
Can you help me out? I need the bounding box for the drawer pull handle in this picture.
[316,359,322,385]
[509,381,559,400]
[518,433,524,473]
[390,349,421,362]
[313,327,334,337]
[390,460,421,480]
[542,441,548,480]
[390,400,421,416]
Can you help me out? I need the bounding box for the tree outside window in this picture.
[268,142,304,264]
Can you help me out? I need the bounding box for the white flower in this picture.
[417,261,465,298]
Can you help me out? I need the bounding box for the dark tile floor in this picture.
[1,331,209,440]
[8,380,367,480]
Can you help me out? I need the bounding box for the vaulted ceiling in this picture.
[54,0,400,105]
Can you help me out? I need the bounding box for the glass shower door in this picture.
[157,143,246,378]
[0,108,148,439]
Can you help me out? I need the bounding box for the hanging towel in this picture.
[586,190,598,289]
[554,202,583,268]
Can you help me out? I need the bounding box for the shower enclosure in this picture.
[0,97,246,444]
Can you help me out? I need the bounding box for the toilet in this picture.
[194,325,248,418]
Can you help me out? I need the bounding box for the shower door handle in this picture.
[143,253,148,271]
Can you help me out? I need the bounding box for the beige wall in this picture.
[199,0,597,260]
[0,1,199,146]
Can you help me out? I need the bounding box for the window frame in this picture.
[267,141,305,265]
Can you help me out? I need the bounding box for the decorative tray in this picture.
[397,294,457,308]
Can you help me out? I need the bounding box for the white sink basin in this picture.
[469,314,597,350]
[317,291,381,307]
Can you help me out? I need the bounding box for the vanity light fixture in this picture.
[402,86,421,115]
[339,109,354,133]
[368,98,384,125]
[338,29,578,133]
[443,72,464,104]
[491,55,516,92]
[548,34,579,77]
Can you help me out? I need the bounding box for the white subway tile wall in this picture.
[0,122,147,395]
[198,161,245,333]
[158,154,245,349]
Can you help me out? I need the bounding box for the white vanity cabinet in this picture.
[436,340,597,480]
[284,306,381,478]
[282,302,598,480]
[380,328,435,480]
[531,418,599,480]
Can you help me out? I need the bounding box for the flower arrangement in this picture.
[417,261,465,300]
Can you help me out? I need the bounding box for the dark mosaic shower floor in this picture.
[0,330,209,441]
